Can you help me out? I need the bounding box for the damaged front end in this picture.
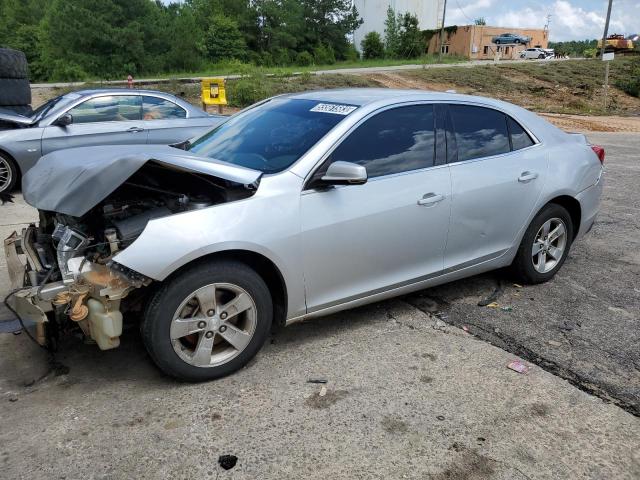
[6,145,261,350]
[5,224,145,349]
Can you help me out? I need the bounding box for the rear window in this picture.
[449,105,510,161]
[143,96,186,120]
[189,98,354,173]
[507,116,535,150]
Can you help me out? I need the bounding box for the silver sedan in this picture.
[6,89,604,381]
[0,88,225,192]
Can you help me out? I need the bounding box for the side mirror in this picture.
[321,161,368,186]
[54,113,73,127]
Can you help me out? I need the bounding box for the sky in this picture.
[444,0,640,41]
[161,1,640,43]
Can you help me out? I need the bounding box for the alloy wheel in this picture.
[0,157,12,193]
[170,283,257,368]
[532,217,567,273]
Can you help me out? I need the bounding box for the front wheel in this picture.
[538,54,545,59]
[510,204,573,284]
[142,260,273,381]
[0,153,18,193]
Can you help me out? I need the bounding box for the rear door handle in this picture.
[127,126,144,133]
[518,171,538,183]
[417,193,445,206]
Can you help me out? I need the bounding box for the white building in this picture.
[353,0,442,50]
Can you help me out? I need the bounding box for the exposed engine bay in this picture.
[5,160,258,351]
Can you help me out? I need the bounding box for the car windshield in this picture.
[188,98,355,173]
[32,92,81,121]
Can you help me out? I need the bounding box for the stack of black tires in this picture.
[0,48,31,116]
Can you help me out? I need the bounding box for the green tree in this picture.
[384,6,400,57]
[361,31,384,59]
[204,14,247,63]
[163,4,206,72]
[397,12,423,58]
[313,43,336,65]
[299,0,362,59]
[0,0,49,79]
[39,0,171,80]
[474,17,486,25]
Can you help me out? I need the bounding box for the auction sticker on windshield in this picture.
[310,103,357,115]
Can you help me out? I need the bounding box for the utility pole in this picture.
[600,0,613,59]
[438,0,448,61]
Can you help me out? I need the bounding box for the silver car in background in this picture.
[0,88,225,192]
[5,89,604,381]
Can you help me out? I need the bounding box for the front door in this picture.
[41,94,147,155]
[300,104,452,312]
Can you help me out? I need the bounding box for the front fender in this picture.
[112,172,307,318]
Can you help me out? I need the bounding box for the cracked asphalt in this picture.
[0,132,638,479]
[405,132,640,415]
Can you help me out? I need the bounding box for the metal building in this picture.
[353,0,441,50]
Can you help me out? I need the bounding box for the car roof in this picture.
[70,88,180,97]
[284,88,506,108]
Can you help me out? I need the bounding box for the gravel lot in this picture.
[0,132,638,479]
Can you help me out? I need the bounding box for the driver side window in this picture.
[67,95,142,124]
[320,104,436,180]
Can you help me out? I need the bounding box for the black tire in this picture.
[142,260,273,381]
[511,203,574,284]
[538,54,545,59]
[0,78,31,106]
[0,152,19,193]
[1,105,33,116]
[0,49,28,79]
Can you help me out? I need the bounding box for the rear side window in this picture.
[449,105,510,161]
[143,96,186,120]
[330,105,435,178]
[507,116,535,150]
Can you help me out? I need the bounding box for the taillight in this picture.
[591,145,605,164]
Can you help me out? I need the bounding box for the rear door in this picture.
[142,95,218,144]
[41,95,146,154]
[443,104,548,271]
[300,104,452,312]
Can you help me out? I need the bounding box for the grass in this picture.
[144,55,469,80]
[401,58,640,115]
[44,55,469,84]
[39,58,640,116]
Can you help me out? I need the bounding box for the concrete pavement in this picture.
[0,132,638,479]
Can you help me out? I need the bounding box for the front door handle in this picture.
[127,126,144,133]
[518,171,538,183]
[417,193,445,206]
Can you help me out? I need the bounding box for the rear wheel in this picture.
[142,260,272,381]
[0,153,18,193]
[511,204,573,284]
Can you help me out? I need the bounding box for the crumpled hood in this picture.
[23,144,262,217]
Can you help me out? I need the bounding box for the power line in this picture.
[454,0,473,23]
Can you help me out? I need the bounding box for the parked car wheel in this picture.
[511,204,573,284]
[538,54,545,59]
[0,153,18,193]
[142,260,273,381]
